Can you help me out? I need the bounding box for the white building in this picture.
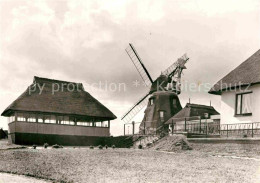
[209,49,260,124]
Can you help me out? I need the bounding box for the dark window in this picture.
[172,99,177,107]
[235,92,252,116]
[150,99,154,105]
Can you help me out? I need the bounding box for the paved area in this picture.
[0,173,50,183]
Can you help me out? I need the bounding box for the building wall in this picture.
[9,121,110,137]
[220,84,260,124]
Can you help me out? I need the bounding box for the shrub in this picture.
[175,142,182,146]
[90,146,94,149]
[98,145,103,149]
[43,143,49,149]
[52,144,61,149]
[243,134,248,138]
[32,144,37,149]
[182,144,193,150]
[146,142,152,147]
[112,145,116,149]
[138,144,143,149]
[105,145,108,149]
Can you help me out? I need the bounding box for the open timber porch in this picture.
[7,111,112,145]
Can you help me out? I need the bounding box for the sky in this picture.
[0,0,259,136]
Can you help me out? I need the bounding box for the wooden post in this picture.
[205,119,208,137]
[199,117,201,133]
[132,121,135,135]
[92,118,95,127]
[144,121,146,135]
[74,117,77,126]
[252,123,254,138]
[108,120,110,128]
[227,124,229,138]
[14,112,17,121]
[172,120,174,135]
[36,114,38,123]
[184,118,187,132]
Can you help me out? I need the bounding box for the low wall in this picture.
[188,138,260,144]
[10,132,133,147]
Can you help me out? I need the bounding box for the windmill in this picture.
[122,43,189,134]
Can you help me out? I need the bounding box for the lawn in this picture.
[0,143,259,183]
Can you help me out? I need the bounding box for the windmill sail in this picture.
[162,54,189,76]
[125,43,153,86]
[163,54,189,93]
[122,45,189,124]
[121,92,150,123]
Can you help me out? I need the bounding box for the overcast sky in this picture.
[0,0,259,135]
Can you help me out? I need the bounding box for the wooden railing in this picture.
[173,122,260,138]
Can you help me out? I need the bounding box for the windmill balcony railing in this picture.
[172,121,260,138]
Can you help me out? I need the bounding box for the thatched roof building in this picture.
[165,103,219,124]
[209,49,260,95]
[208,49,260,125]
[2,76,116,120]
[1,76,117,146]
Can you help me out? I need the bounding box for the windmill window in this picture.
[235,92,252,116]
[159,111,165,122]
[172,99,177,107]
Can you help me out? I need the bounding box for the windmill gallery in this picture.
[1,44,259,146]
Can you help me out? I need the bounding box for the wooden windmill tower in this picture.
[122,43,189,134]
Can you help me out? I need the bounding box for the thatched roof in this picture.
[1,76,117,120]
[165,103,219,124]
[209,49,260,95]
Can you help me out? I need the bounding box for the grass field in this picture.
[0,141,259,183]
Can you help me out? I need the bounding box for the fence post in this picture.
[144,121,146,135]
[184,118,187,132]
[205,121,208,137]
[172,120,174,135]
[132,121,135,135]
[199,117,201,133]
[227,124,228,138]
[218,123,220,135]
[252,123,254,138]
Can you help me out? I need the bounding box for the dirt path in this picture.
[0,172,50,183]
